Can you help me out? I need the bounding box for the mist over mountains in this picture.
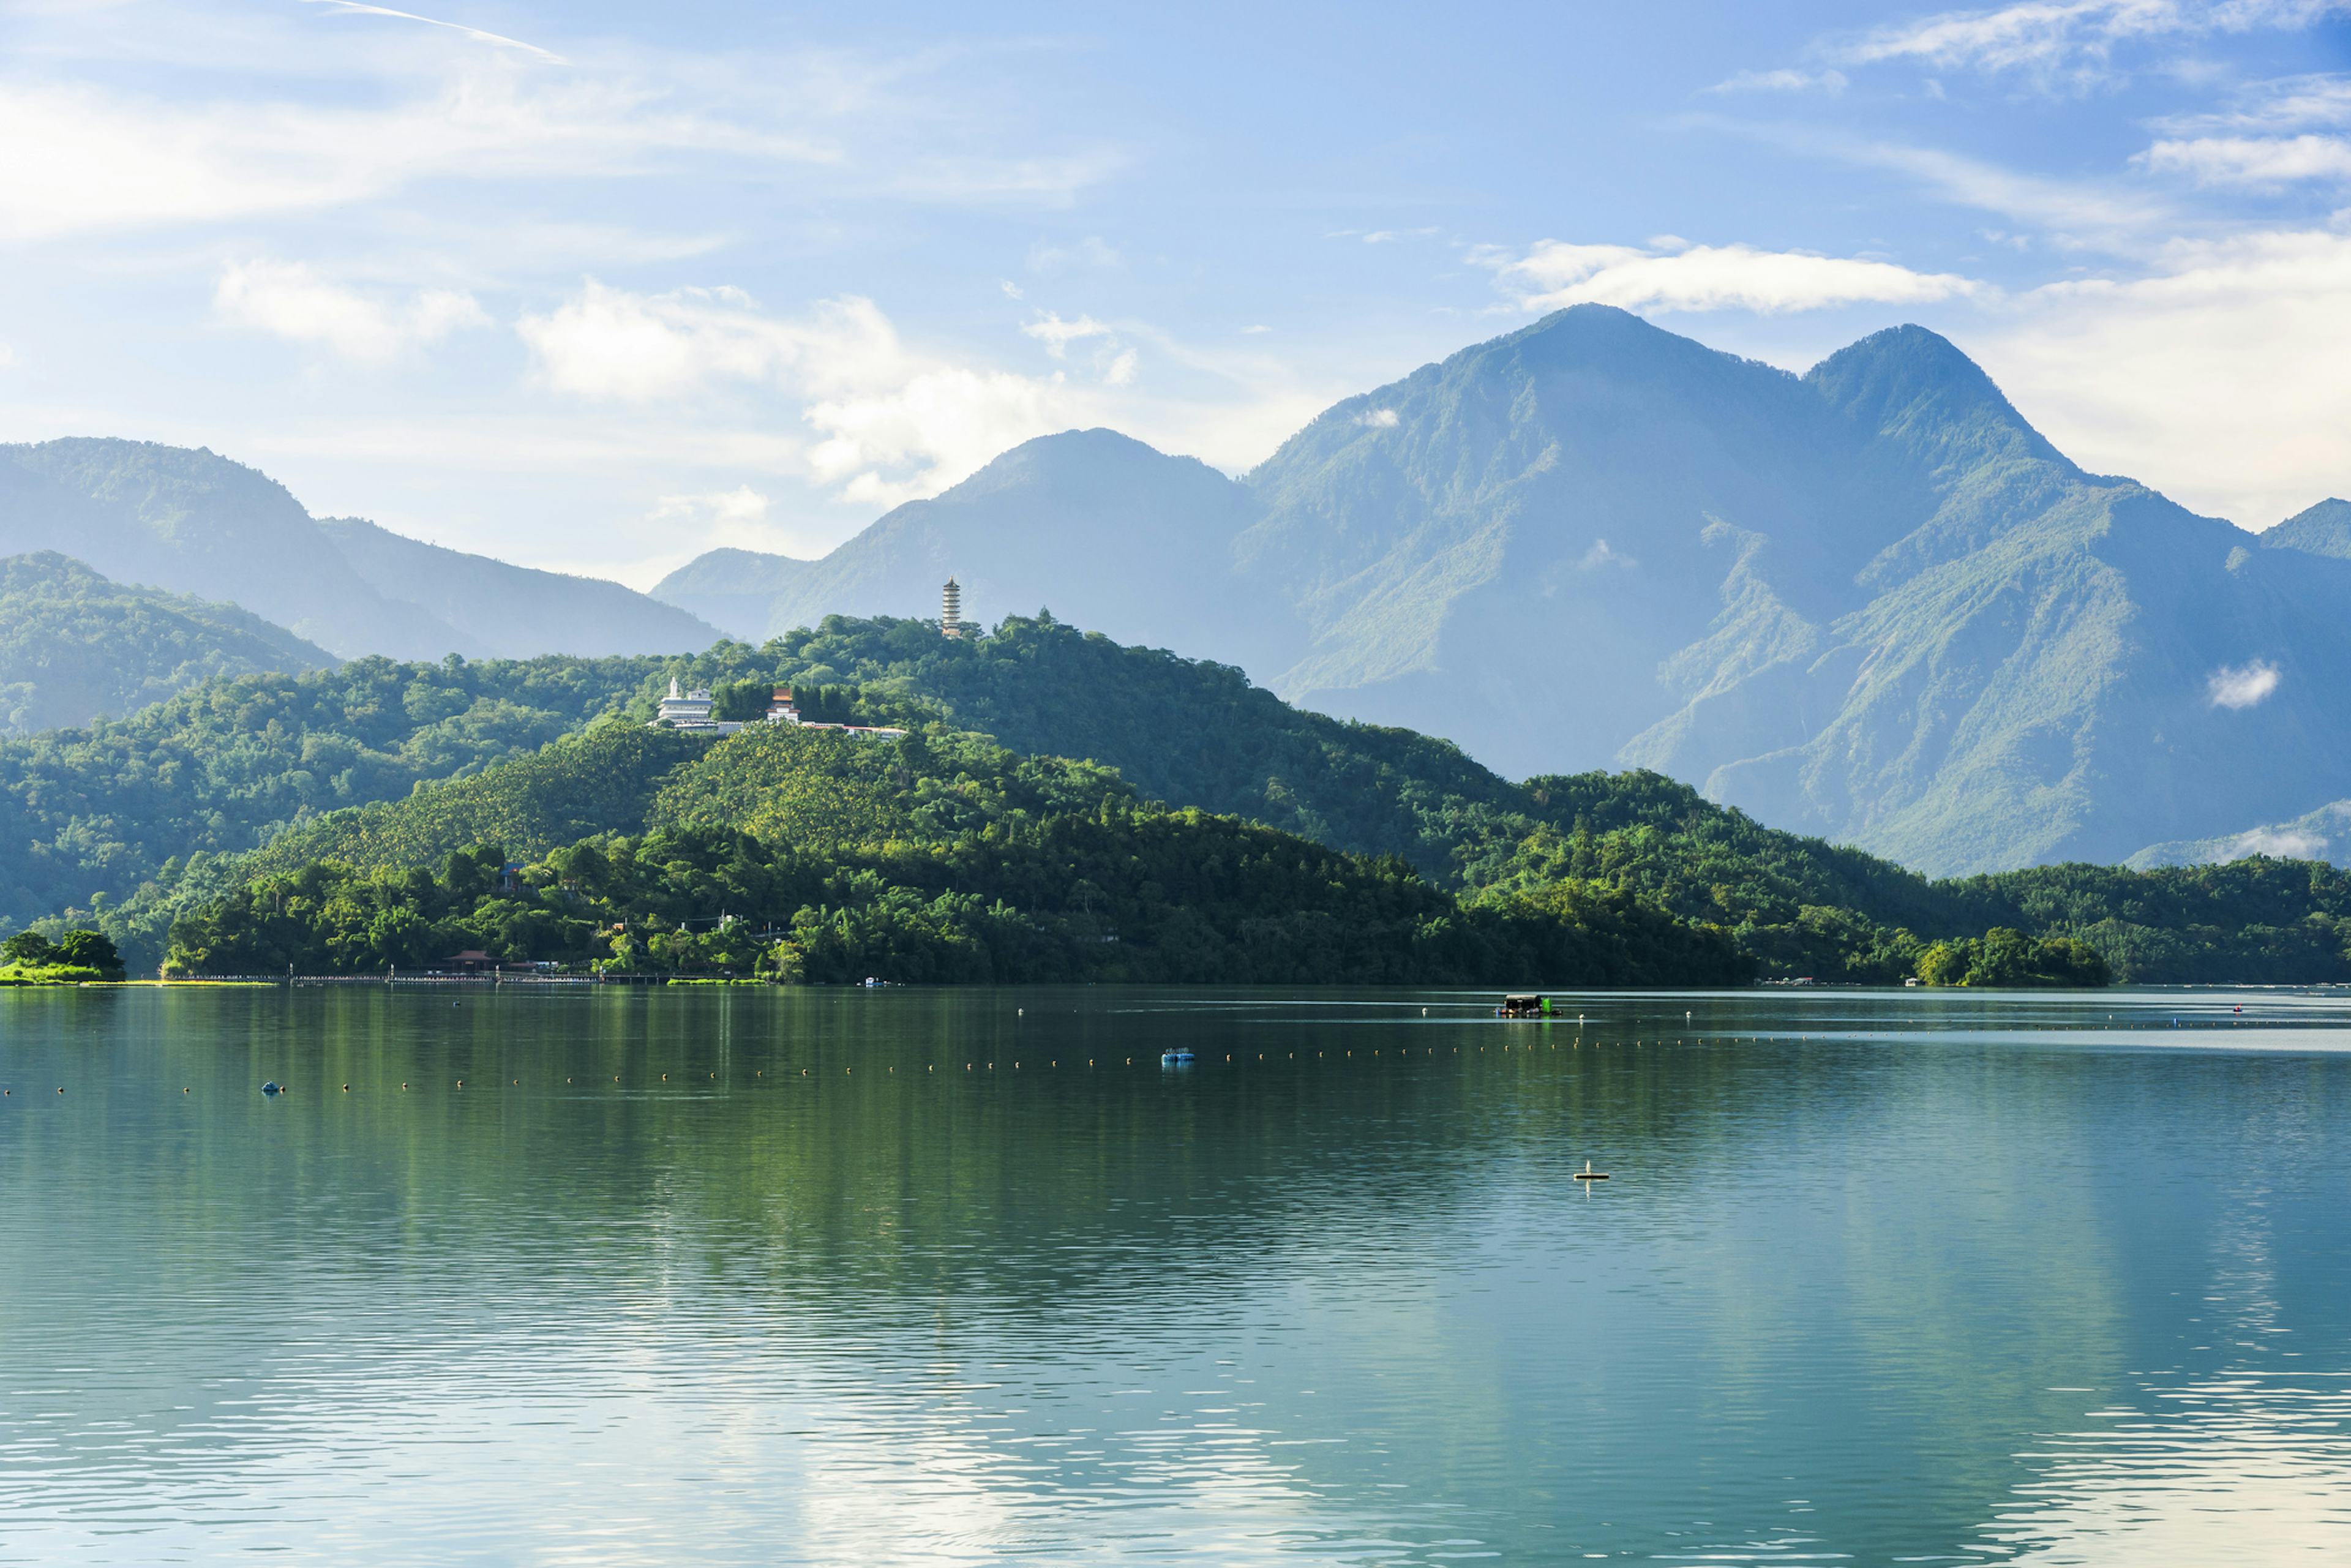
[4,308,2344,877]
[656,306,2350,877]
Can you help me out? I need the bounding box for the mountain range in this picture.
[653,307,2351,876]
[4,310,2345,877]
[0,438,720,662]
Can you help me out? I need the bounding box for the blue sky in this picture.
[1,0,2346,584]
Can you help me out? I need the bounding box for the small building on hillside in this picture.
[941,577,965,639]
[653,678,745,735]
[767,686,800,724]
[657,678,714,726]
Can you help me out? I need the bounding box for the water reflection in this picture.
[1,986,2347,1563]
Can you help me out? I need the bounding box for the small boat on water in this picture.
[1497,993,1551,1018]
[260,1081,284,1097]
[1161,1048,1196,1067]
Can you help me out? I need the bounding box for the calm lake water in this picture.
[3,985,2349,1564]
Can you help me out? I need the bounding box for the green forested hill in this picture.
[0,651,662,928]
[9,610,2349,986]
[629,613,1545,880]
[0,552,334,736]
[163,719,1749,989]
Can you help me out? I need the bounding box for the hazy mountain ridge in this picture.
[0,438,470,659]
[654,430,1294,673]
[2261,497,2351,560]
[0,438,722,664]
[318,517,722,659]
[652,307,2347,876]
[0,552,335,735]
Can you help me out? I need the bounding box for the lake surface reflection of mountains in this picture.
[4,985,2348,1563]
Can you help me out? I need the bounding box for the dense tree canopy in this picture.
[13,610,2350,987]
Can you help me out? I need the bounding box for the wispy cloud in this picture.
[1708,68,1849,95]
[0,76,839,242]
[1475,238,1985,315]
[1717,121,2179,247]
[519,281,1084,506]
[2208,658,2282,708]
[646,486,800,554]
[1021,311,1137,384]
[298,1,566,64]
[1026,235,1121,273]
[214,259,487,363]
[1832,0,2350,92]
[2140,132,2351,186]
[2153,71,2351,133]
[1355,408,1399,427]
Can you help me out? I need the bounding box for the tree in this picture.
[711,680,771,722]
[2,930,56,966]
[54,929,124,977]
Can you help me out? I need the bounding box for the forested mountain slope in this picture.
[0,552,333,735]
[166,719,1748,989]
[654,308,2350,875]
[0,653,662,928]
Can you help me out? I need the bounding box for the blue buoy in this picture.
[261,1081,283,1097]
[1161,1049,1196,1067]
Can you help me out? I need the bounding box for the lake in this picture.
[4,985,2349,1564]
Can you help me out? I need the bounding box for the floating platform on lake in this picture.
[1161,1049,1196,1066]
[1497,993,1551,1018]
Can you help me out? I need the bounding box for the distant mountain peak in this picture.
[1804,322,2065,476]
[2260,497,2351,558]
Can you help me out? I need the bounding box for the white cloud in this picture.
[1355,408,1400,427]
[1019,312,1113,358]
[0,75,840,242]
[999,280,1024,299]
[1577,538,1636,571]
[1479,238,1985,315]
[1835,1,2350,90]
[520,280,1084,507]
[2223,827,2328,858]
[214,260,487,364]
[646,486,797,553]
[1978,227,2351,526]
[1019,310,1141,387]
[1708,68,1849,94]
[1360,227,1442,244]
[2139,133,2351,186]
[2154,72,2351,133]
[1026,235,1120,274]
[2207,659,2282,708]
